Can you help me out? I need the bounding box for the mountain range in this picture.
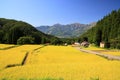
[36,22,96,38]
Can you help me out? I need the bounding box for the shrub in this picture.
[17,36,34,45]
[105,42,110,48]
[116,44,120,49]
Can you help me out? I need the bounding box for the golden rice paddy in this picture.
[0,44,15,49]
[102,51,120,56]
[84,45,120,56]
[0,44,120,80]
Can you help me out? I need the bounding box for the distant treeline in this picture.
[80,9,120,49]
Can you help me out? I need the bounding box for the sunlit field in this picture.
[0,44,120,80]
[0,45,41,70]
[84,45,120,56]
[102,51,120,56]
[0,44,15,49]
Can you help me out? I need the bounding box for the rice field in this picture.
[84,45,120,56]
[0,44,16,50]
[0,44,14,48]
[0,45,41,70]
[0,44,120,80]
[102,51,120,56]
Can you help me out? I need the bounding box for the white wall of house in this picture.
[100,42,105,48]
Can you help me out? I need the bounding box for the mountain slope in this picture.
[36,23,96,38]
[0,18,56,44]
[80,9,120,49]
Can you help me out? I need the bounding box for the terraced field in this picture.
[0,44,120,80]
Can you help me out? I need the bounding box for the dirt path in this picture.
[74,47,120,61]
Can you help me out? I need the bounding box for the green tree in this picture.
[95,29,102,46]
[0,30,4,43]
[50,38,62,45]
[8,26,23,44]
[31,32,42,44]
[17,36,35,45]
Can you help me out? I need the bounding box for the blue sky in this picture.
[0,0,120,26]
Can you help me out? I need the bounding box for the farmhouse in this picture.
[64,43,68,46]
[100,42,105,48]
[72,42,80,47]
[74,42,80,46]
[81,41,89,47]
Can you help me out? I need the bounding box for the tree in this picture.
[0,30,4,43]
[8,26,23,44]
[31,32,42,44]
[82,37,88,42]
[50,38,62,45]
[17,36,35,45]
[41,37,46,44]
[94,29,102,46]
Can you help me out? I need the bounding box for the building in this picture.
[81,41,89,47]
[74,42,80,46]
[100,42,105,48]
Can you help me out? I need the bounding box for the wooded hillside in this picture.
[0,18,57,44]
[80,9,120,49]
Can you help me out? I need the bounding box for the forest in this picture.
[80,9,120,49]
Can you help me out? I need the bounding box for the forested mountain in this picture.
[80,9,120,49]
[0,18,57,44]
[36,23,96,38]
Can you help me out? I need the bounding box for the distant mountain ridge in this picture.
[36,23,96,38]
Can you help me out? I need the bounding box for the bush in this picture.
[110,38,120,49]
[50,38,63,45]
[116,44,120,49]
[105,42,110,48]
[17,36,34,45]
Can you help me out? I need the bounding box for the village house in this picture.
[72,42,80,47]
[74,42,80,46]
[100,42,105,48]
[81,41,89,47]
